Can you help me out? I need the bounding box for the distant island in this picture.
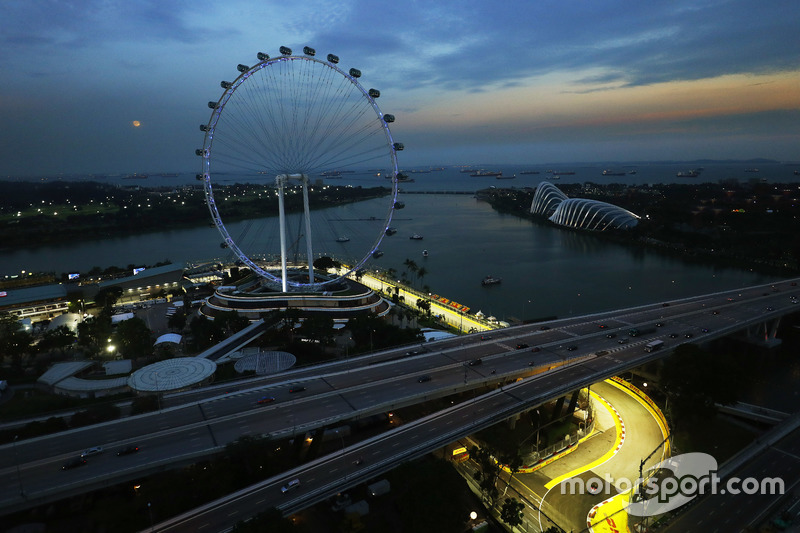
[0,181,390,250]
[480,180,800,276]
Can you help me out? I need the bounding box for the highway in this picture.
[1,277,798,526]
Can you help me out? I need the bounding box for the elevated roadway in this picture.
[1,277,799,523]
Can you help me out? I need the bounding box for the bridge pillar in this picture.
[507,412,520,430]
[743,317,783,348]
[566,390,580,415]
[551,396,566,423]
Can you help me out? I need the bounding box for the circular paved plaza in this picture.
[233,349,296,375]
[128,357,217,392]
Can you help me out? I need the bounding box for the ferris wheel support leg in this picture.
[276,175,289,293]
[301,175,315,284]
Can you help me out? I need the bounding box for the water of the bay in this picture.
[1,193,773,322]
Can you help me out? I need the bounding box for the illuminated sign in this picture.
[452,447,467,456]
[68,273,80,280]
[133,267,146,275]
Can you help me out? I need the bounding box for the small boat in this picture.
[385,227,397,236]
[422,249,428,257]
[372,250,384,258]
[481,275,502,286]
[335,236,350,243]
[410,234,423,240]
[676,171,699,178]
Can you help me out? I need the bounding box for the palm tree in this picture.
[403,258,418,279]
[416,266,427,287]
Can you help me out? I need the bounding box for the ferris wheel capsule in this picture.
[220,81,232,89]
[280,46,292,55]
[208,101,219,109]
[383,114,395,123]
[303,46,315,56]
[257,52,270,61]
[237,64,249,73]
[327,53,339,64]
[349,68,361,78]
[368,89,380,98]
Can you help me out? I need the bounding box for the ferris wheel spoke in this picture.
[201,49,400,289]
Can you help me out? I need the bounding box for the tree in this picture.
[188,315,225,351]
[167,310,187,331]
[470,445,501,506]
[660,343,745,426]
[416,298,431,316]
[112,317,153,359]
[93,286,123,310]
[297,313,335,349]
[215,310,250,336]
[77,312,112,357]
[500,497,524,527]
[36,325,76,357]
[313,256,340,271]
[0,313,32,365]
[416,266,428,287]
[501,451,524,496]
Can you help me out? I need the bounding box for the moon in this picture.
[132,120,141,127]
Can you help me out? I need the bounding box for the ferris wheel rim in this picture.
[197,50,400,290]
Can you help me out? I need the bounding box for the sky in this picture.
[1,0,798,177]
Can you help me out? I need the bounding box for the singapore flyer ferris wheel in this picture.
[197,45,403,292]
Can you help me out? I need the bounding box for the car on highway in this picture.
[81,446,103,458]
[281,478,300,493]
[62,457,87,470]
[257,396,275,405]
[605,332,616,338]
[289,386,306,394]
[539,325,551,330]
[566,345,578,351]
[515,343,529,349]
[480,335,492,341]
[468,358,483,366]
[684,333,693,338]
[405,349,427,356]
[417,375,432,383]
[618,338,629,344]
[117,445,140,456]
[530,346,541,352]
[701,328,710,333]
[669,333,679,338]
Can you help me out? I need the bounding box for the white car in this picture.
[81,446,103,458]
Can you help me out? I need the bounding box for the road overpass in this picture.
[1,277,798,525]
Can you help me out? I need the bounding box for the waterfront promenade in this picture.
[339,268,495,333]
